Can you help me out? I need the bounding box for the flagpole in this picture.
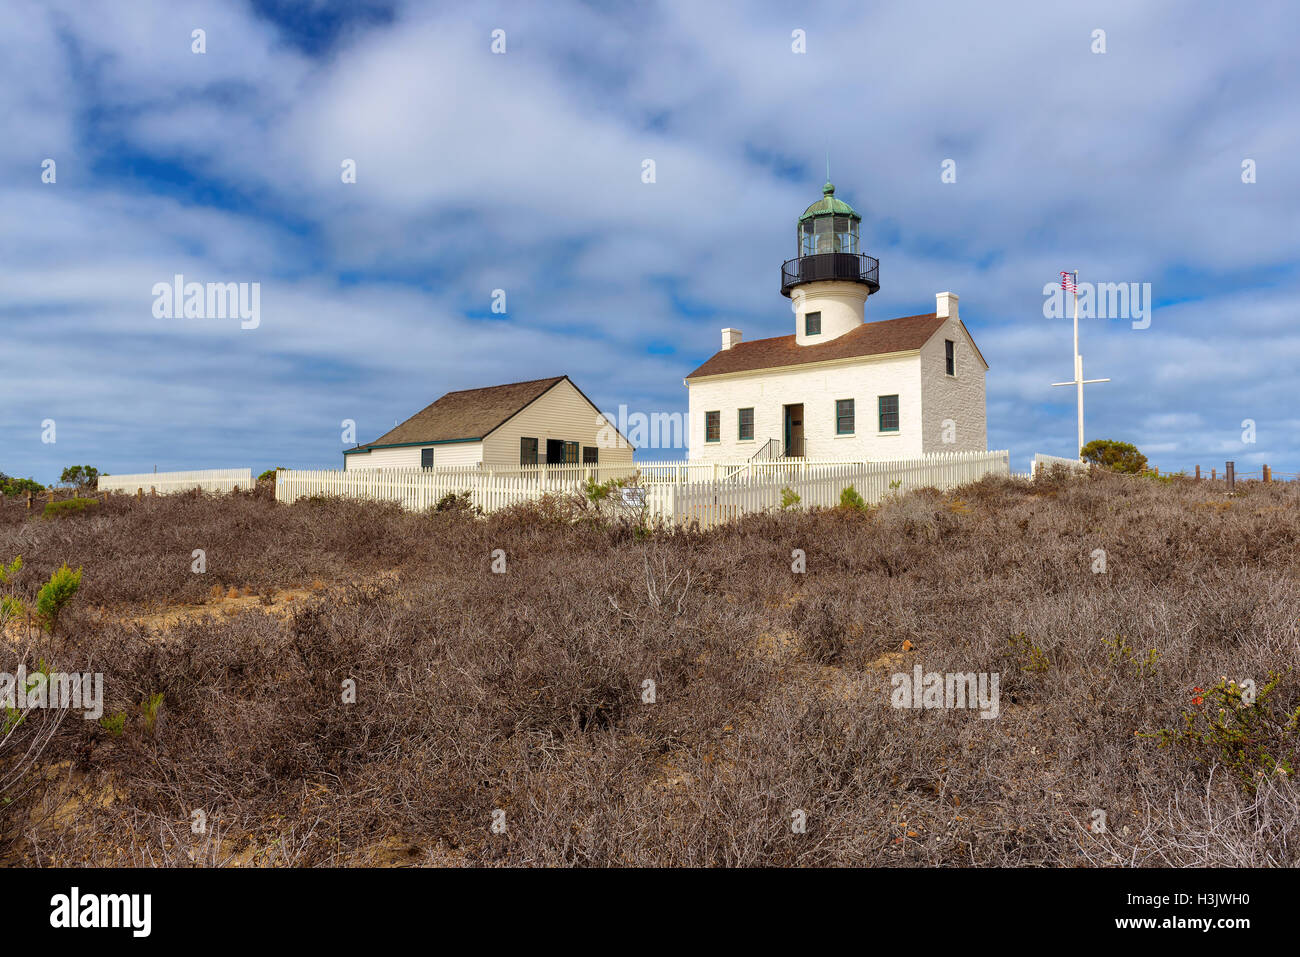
[1074,269,1082,458]
[1052,269,1109,462]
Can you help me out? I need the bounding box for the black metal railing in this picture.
[783,438,805,459]
[781,252,879,295]
[749,438,782,462]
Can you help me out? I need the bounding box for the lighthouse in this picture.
[685,179,987,463]
[780,182,880,346]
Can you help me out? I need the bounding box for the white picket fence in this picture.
[278,451,1011,529]
[98,468,254,494]
[649,453,1010,528]
[635,458,897,484]
[356,452,998,487]
[366,463,642,484]
[277,468,588,512]
[1032,453,1088,475]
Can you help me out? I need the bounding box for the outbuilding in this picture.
[344,375,634,470]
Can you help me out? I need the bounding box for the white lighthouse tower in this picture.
[781,182,880,345]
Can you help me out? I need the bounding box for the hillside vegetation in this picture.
[1,470,1297,866]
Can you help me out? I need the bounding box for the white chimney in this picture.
[936,292,959,320]
[721,327,743,350]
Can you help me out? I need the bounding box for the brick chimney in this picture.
[721,328,742,350]
[935,292,959,320]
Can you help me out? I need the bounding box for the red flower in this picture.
[1192,696,1204,706]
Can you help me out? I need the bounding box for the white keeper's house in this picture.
[343,375,635,471]
[685,182,988,462]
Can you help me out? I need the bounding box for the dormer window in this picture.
[805,311,821,336]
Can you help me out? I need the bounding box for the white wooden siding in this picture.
[344,441,483,471]
[480,378,634,468]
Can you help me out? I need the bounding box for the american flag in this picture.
[1060,271,1077,294]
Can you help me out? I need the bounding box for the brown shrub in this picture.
[0,472,1297,866]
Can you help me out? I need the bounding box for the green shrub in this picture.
[0,595,23,626]
[0,557,23,627]
[435,491,476,512]
[581,474,648,525]
[43,497,98,518]
[838,485,868,511]
[36,563,82,633]
[1140,469,1183,485]
[2,707,24,735]
[1104,635,1160,679]
[1009,632,1050,673]
[1142,673,1299,792]
[258,468,281,482]
[779,487,801,510]
[141,693,165,733]
[1081,439,1148,474]
[583,477,618,504]
[99,713,126,737]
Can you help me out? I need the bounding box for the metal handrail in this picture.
[780,252,879,295]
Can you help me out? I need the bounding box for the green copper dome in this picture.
[798,182,860,223]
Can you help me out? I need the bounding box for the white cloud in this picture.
[2,0,1299,480]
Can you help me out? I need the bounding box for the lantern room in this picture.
[781,182,879,298]
[798,182,861,255]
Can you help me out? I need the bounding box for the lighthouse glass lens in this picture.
[815,217,832,253]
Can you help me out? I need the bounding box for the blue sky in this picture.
[3,0,1298,482]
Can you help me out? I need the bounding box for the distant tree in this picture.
[0,472,45,497]
[59,465,100,490]
[1080,440,1148,474]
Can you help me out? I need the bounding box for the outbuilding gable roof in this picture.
[350,376,568,450]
